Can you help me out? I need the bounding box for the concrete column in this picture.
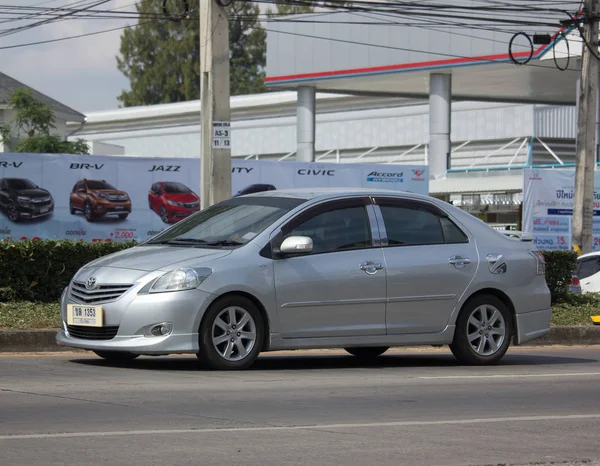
[297,86,316,162]
[429,73,452,179]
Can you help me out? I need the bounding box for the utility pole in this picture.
[200,0,232,209]
[573,0,599,254]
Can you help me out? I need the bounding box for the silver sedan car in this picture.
[56,188,551,370]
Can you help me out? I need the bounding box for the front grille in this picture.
[183,201,199,208]
[31,197,51,204]
[69,281,132,304]
[67,325,119,340]
[107,194,128,201]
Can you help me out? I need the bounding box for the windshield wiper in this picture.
[203,240,244,246]
[153,238,208,245]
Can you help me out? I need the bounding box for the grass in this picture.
[0,302,60,329]
[1,294,599,330]
[551,293,600,326]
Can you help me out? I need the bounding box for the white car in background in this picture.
[575,252,600,293]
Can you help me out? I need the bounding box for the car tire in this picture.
[449,295,513,366]
[344,346,389,358]
[197,295,264,370]
[84,201,94,222]
[118,213,128,220]
[93,350,139,363]
[160,206,169,224]
[7,204,19,222]
[69,202,76,215]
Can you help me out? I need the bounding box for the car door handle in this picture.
[360,261,384,275]
[449,256,471,269]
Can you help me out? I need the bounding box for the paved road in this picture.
[1,346,600,466]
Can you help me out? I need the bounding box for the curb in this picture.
[1,326,600,353]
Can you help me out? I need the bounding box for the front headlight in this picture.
[166,200,182,207]
[149,267,211,293]
[96,192,108,198]
[17,196,31,204]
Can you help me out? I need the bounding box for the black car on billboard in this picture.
[0,178,54,222]
[234,183,276,196]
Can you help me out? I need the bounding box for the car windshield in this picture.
[146,197,305,247]
[7,179,37,190]
[163,182,192,194]
[87,180,116,190]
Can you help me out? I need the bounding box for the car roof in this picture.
[246,187,434,202]
[578,251,600,260]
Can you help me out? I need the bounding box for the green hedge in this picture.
[541,250,578,303]
[0,240,136,303]
[0,239,584,306]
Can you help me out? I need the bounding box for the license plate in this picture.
[67,304,103,327]
[40,208,49,213]
[114,206,124,210]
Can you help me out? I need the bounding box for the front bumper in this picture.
[56,283,215,354]
[16,202,54,219]
[167,205,200,221]
[93,200,131,216]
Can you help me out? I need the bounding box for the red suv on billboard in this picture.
[148,181,200,224]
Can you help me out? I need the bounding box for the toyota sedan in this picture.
[56,188,551,370]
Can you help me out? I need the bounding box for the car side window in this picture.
[577,258,600,280]
[0,180,5,190]
[284,205,372,254]
[440,216,469,244]
[379,203,445,246]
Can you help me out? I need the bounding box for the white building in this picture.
[67,91,577,228]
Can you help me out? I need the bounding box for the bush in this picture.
[0,240,136,303]
[541,250,578,303]
[551,292,600,326]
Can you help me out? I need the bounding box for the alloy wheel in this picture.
[211,306,257,362]
[465,304,506,356]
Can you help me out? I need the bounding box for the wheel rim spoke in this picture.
[214,318,228,332]
[213,334,229,345]
[234,340,248,358]
[239,331,256,341]
[467,331,480,343]
[237,313,250,329]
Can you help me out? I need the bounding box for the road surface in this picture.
[1,346,600,465]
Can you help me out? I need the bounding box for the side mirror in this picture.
[280,236,313,255]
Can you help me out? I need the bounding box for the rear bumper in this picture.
[515,308,551,345]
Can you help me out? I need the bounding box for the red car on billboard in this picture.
[148,181,200,224]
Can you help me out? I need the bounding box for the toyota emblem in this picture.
[85,277,98,290]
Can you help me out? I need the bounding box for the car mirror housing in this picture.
[280,236,313,255]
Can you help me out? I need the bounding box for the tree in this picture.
[268,0,316,15]
[116,0,267,106]
[267,1,351,16]
[0,89,89,155]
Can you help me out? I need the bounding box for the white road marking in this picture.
[2,414,600,440]
[418,372,600,379]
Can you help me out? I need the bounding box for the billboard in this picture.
[0,153,428,242]
[523,168,600,251]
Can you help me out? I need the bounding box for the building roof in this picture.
[265,7,581,105]
[0,71,85,122]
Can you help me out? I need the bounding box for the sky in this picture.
[2,0,155,114]
[1,0,275,115]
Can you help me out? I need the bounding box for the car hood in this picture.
[82,245,233,272]
[165,193,199,202]
[14,188,50,197]
[94,189,127,195]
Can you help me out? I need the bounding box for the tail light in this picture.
[528,250,546,275]
[570,276,580,287]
